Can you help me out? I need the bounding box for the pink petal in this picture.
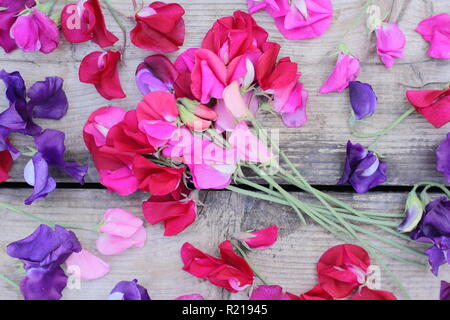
[96,226,147,256]
[229,122,273,163]
[176,294,205,300]
[375,22,406,68]
[223,81,251,119]
[65,249,110,280]
[319,53,360,94]
[100,208,144,238]
[243,225,278,250]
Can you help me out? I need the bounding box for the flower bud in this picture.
[178,98,217,132]
[397,191,424,233]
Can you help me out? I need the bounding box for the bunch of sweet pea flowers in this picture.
[84,9,426,293]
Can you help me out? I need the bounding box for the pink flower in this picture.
[229,122,273,163]
[273,75,308,127]
[222,81,251,120]
[96,208,147,255]
[270,0,334,40]
[10,9,59,54]
[375,22,406,68]
[237,225,278,250]
[250,285,291,300]
[136,91,179,122]
[247,0,280,15]
[65,249,110,280]
[416,14,450,59]
[191,49,228,104]
[83,106,127,153]
[139,120,178,148]
[319,52,360,94]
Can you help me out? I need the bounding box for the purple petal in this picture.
[24,154,56,205]
[20,266,67,300]
[425,245,446,276]
[441,281,450,300]
[28,77,68,120]
[34,129,88,183]
[135,55,178,96]
[7,224,81,269]
[436,133,450,183]
[109,280,151,300]
[348,81,378,120]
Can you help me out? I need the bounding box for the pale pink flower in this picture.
[65,249,110,280]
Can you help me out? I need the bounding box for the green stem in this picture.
[0,201,97,232]
[231,241,269,285]
[103,0,127,55]
[351,108,415,139]
[413,182,450,198]
[0,274,19,290]
[49,0,59,14]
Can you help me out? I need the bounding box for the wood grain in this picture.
[0,188,448,300]
[1,0,449,185]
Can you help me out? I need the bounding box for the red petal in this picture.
[0,150,13,183]
[406,89,450,128]
[299,284,334,300]
[351,287,397,300]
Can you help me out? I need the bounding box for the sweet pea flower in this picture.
[229,122,273,163]
[247,0,280,15]
[83,106,127,153]
[273,75,308,127]
[0,149,13,183]
[106,110,155,154]
[173,48,197,99]
[416,14,450,60]
[236,225,278,250]
[319,52,360,94]
[28,76,69,120]
[350,287,397,300]
[410,197,450,276]
[137,91,179,122]
[375,22,406,68]
[348,81,378,120]
[178,98,217,132]
[143,183,197,236]
[176,294,205,300]
[441,281,450,300]
[270,0,334,40]
[130,1,185,53]
[406,87,450,128]
[10,8,59,54]
[96,208,147,256]
[132,155,184,195]
[0,70,41,136]
[191,49,228,104]
[108,280,151,300]
[65,249,110,280]
[398,191,424,233]
[79,50,126,100]
[202,10,268,65]
[317,244,370,299]
[436,133,450,183]
[181,241,254,293]
[337,141,387,194]
[7,224,82,300]
[250,285,291,300]
[0,0,36,53]
[24,129,88,204]
[222,81,252,120]
[61,0,119,48]
[136,55,178,96]
[299,284,333,300]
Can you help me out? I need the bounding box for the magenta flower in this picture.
[441,281,450,300]
[250,285,291,300]
[416,14,450,60]
[0,0,35,53]
[10,8,59,54]
[375,22,406,68]
[176,294,205,300]
[338,141,387,194]
[319,53,360,94]
[108,280,150,300]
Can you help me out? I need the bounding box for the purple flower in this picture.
[441,281,450,300]
[0,70,41,135]
[24,129,88,204]
[436,133,450,183]
[28,76,68,120]
[108,280,151,300]
[135,55,178,96]
[0,127,19,158]
[20,267,68,300]
[348,81,378,120]
[7,224,81,300]
[410,197,450,276]
[7,224,81,270]
[0,0,36,53]
[338,141,387,194]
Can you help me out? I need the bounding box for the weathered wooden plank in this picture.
[1,0,449,186]
[0,188,447,300]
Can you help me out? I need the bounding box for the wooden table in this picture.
[0,0,449,300]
